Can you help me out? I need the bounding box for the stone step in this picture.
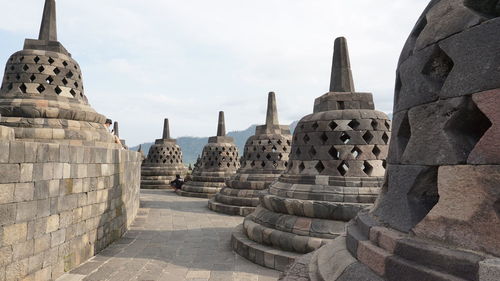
[140,184,171,189]
[260,192,371,221]
[208,198,255,217]
[231,224,302,272]
[243,215,331,254]
[249,206,345,240]
[215,193,259,207]
[175,189,214,199]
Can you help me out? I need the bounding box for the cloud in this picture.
[0,0,429,146]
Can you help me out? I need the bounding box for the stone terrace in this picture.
[56,190,279,281]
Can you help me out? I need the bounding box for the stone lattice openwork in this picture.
[281,1,500,280]
[231,37,391,271]
[141,119,188,189]
[208,92,292,216]
[177,111,240,198]
[0,0,116,147]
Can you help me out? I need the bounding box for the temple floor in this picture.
[56,190,279,281]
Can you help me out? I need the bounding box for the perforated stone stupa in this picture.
[0,0,116,147]
[177,111,240,198]
[208,92,292,216]
[231,37,391,271]
[141,119,187,189]
[281,1,500,280]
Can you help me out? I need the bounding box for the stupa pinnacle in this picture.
[231,37,391,271]
[208,92,292,216]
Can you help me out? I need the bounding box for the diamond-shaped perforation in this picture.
[338,161,349,176]
[48,57,55,64]
[266,154,272,160]
[328,146,339,160]
[38,66,45,73]
[315,161,325,173]
[296,148,302,157]
[348,120,360,130]
[385,120,391,130]
[23,64,29,71]
[62,61,68,67]
[34,56,40,63]
[303,134,311,144]
[372,146,381,157]
[363,131,374,144]
[363,161,373,176]
[329,121,338,131]
[351,147,362,159]
[53,68,60,75]
[382,132,390,144]
[309,146,317,156]
[340,132,351,144]
[299,162,306,173]
[70,89,77,97]
[371,119,379,130]
[320,132,328,144]
[312,122,319,130]
[29,74,36,82]
[19,83,27,93]
[46,76,53,84]
[36,84,45,93]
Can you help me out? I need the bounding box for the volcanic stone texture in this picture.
[177,112,240,198]
[0,125,142,281]
[280,1,500,280]
[141,120,187,189]
[208,92,293,216]
[232,37,390,271]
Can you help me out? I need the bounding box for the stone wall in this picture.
[0,125,141,281]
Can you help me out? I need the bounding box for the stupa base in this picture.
[231,224,302,271]
[208,198,255,216]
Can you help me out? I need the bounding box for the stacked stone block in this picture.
[0,1,142,280]
[281,1,500,280]
[141,119,188,189]
[0,125,141,281]
[208,92,292,216]
[177,111,240,198]
[231,37,390,271]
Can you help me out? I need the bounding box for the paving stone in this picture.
[56,190,279,281]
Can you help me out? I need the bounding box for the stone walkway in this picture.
[56,190,279,281]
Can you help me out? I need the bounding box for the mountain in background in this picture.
[131,121,299,165]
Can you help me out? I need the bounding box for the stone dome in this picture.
[141,119,188,189]
[281,1,500,280]
[0,0,115,147]
[208,92,292,216]
[177,111,240,198]
[232,37,391,271]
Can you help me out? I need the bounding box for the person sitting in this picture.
[170,175,184,191]
[104,119,124,148]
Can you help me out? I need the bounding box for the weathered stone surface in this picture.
[413,165,500,256]
[179,111,240,198]
[209,92,292,216]
[140,119,187,189]
[479,259,500,281]
[233,37,389,271]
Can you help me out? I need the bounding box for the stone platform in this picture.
[56,190,279,281]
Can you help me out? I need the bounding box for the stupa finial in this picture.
[329,37,355,92]
[113,122,119,138]
[162,119,170,139]
[265,92,279,126]
[38,0,58,41]
[217,111,226,137]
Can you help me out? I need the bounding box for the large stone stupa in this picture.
[0,0,117,147]
[281,1,500,280]
[141,119,188,189]
[208,92,292,216]
[177,111,240,198]
[231,37,391,271]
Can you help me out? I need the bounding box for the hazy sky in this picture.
[0,0,428,146]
